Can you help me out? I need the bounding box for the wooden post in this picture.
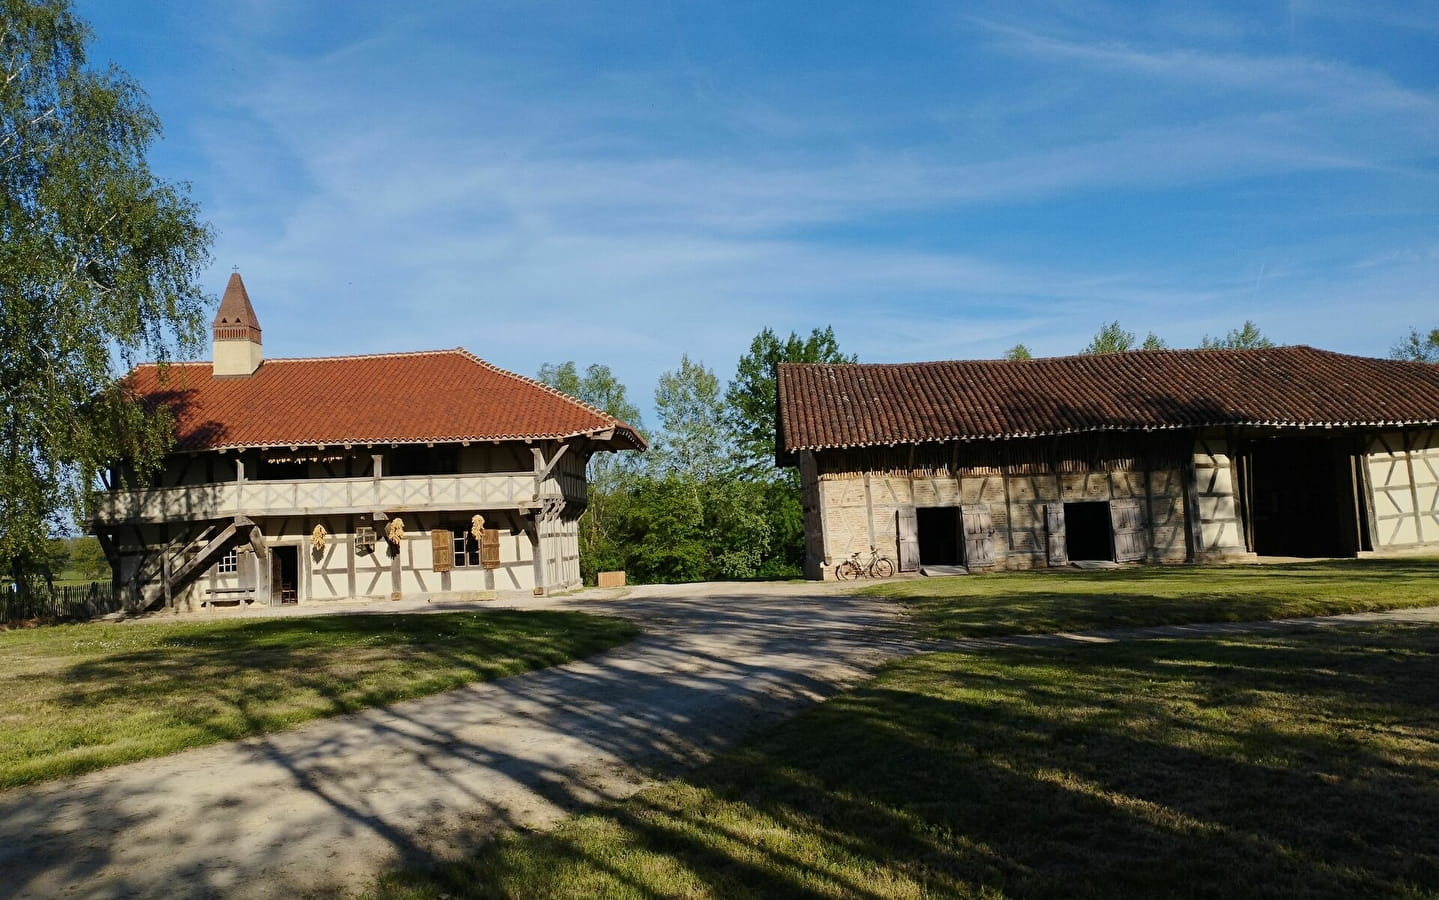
[346,516,357,598]
[863,473,876,550]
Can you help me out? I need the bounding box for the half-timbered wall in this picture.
[806,435,1195,578]
[1191,437,1248,560]
[108,506,571,611]
[107,438,595,608]
[1366,428,1439,549]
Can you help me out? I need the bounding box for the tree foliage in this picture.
[652,354,731,483]
[537,361,646,583]
[1200,321,1273,350]
[1081,321,1136,354]
[1389,327,1439,364]
[1004,343,1033,360]
[724,326,854,478]
[1,1,213,586]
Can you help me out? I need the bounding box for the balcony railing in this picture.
[92,472,559,525]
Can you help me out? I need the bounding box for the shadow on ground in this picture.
[0,586,919,898]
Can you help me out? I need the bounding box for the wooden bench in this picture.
[203,587,251,608]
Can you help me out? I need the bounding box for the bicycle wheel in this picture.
[872,557,895,578]
[835,560,860,581]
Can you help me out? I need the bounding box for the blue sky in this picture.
[79,1,1438,422]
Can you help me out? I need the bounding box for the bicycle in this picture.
[834,547,895,580]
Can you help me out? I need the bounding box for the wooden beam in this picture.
[532,443,571,483]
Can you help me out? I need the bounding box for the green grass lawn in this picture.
[0,611,639,790]
[858,557,1439,639]
[378,623,1439,899]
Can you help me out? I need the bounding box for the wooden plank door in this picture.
[1110,499,1148,562]
[896,507,920,572]
[1045,504,1068,567]
[960,504,995,568]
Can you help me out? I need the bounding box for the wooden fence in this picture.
[1,582,123,625]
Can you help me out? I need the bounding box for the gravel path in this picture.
[2,584,1435,899]
[0,582,921,899]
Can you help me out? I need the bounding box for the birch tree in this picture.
[1,0,212,587]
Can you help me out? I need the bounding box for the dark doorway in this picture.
[1248,438,1357,557]
[1064,501,1114,561]
[917,507,962,566]
[271,546,299,604]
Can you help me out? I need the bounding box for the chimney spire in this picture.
[212,272,263,376]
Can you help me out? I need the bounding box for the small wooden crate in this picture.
[597,571,626,588]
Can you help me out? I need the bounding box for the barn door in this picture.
[1110,499,1148,562]
[960,504,995,568]
[896,507,921,572]
[1045,504,1068,567]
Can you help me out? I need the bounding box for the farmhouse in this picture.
[776,348,1439,579]
[91,273,644,610]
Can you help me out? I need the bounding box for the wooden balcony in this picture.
[92,472,561,526]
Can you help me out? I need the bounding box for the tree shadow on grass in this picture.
[383,623,1439,899]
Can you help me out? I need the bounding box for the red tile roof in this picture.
[127,349,646,452]
[777,347,1439,455]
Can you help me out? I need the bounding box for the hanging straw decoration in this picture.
[385,517,406,545]
[311,524,328,552]
[470,514,486,543]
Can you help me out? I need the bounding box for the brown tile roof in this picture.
[777,346,1439,455]
[126,349,646,452]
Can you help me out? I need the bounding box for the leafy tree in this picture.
[1004,343,1033,360]
[1,1,212,588]
[1201,321,1274,350]
[1081,322,1166,354]
[537,362,643,430]
[1389,327,1439,363]
[69,535,109,581]
[42,537,69,580]
[724,326,855,478]
[652,355,731,482]
[537,361,645,582]
[1081,321,1136,354]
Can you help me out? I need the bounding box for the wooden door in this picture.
[1110,499,1148,562]
[1045,504,1068,567]
[960,504,995,568]
[896,507,920,572]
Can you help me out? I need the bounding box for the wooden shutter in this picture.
[1045,504,1068,567]
[960,504,995,568]
[896,507,920,572]
[480,528,501,570]
[431,529,453,572]
[1110,499,1148,562]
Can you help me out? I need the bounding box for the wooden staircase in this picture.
[138,515,267,611]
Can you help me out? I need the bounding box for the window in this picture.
[355,526,377,553]
[217,549,238,574]
[452,526,479,567]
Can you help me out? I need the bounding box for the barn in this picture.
[776,347,1439,579]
